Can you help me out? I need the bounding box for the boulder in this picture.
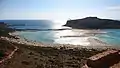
[87,50,120,68]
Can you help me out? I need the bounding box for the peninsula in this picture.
[64,17,120,29]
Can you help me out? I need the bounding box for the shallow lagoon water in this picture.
[1,20,120,46]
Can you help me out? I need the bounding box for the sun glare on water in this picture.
[54,29,91,46]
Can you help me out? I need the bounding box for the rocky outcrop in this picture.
[0,22,15,37]
[86,50,120,68]
[64,17,120,29]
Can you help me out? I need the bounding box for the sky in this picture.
[0,0,120,22]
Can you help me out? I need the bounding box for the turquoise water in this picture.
[96,29,120,46]
[18,30,90,45]
[1,20,120,46]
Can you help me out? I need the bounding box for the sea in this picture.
[0,20,120,46]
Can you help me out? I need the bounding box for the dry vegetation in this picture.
[0,40,106,68]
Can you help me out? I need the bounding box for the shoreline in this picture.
[0,39,108,68]
[1,23,120,68]
[3,31,119,49]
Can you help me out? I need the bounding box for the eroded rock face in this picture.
[87,50,120,68]
[64,17,120,29]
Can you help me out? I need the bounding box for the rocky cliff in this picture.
[64,17,120,29]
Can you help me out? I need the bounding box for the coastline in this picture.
[0,39,108,68]
[1,33,120,68]
[5,31,119,49]
[1,23,120,68]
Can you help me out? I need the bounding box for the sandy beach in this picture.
[0,29,119,68]
[0,38,108,68]
[6,31,116,49]
[1,34,120,68]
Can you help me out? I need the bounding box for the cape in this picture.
[64,17,120,29]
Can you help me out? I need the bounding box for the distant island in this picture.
[64,17,120,29]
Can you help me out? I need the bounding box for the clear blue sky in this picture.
[0,0,120,21]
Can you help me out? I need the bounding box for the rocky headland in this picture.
[64,17,120,29]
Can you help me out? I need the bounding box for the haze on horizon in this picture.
[0,0,120,23]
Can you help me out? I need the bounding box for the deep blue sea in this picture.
[0,20,120,46]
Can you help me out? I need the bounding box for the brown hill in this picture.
[64,17,120,29]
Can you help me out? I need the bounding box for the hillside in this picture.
[0,22,15,37]
[64,17,120,29]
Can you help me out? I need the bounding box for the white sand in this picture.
[0,31,119,49]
